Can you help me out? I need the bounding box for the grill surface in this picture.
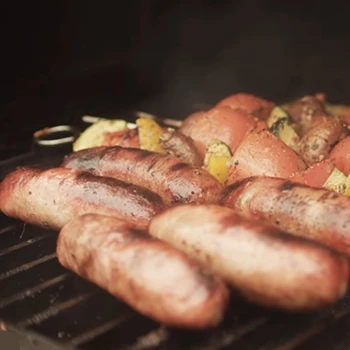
[1,145,350,350]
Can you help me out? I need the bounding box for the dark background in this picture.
[1,0,350,160]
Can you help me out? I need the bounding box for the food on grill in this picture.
[203,140,232,184]
[61,146,222,205]
[216,92,275,120]
[179,106,257,157]
[136,117,165,153]
[2,91,350,329]
[226,128,306,186]
[298,115,348,166]
[159,129,203,166]
[57,214,229,329]
[0,167,164,231]
[149,204,349,312]
[73,118,128,151]
[221,176,350,256]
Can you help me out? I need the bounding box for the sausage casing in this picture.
[0,167,164,231]
[149,204,349,312]
[221,176,350,256]
[61,146,222,205]
[57,214,229,329]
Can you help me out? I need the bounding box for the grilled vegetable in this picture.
[179,106,256,157]
[136,117,165,153]
[226,129,306,185]
[73,119,127,152]
[323,168,350,196]
[267,107,300,152]
[289,159,335,188]
[204,140,232,184]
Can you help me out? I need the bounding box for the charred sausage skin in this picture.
[57,214,229,329]
[0,167,164,231]
[221,176,350,256]
[61,146,222,205]
[149,204,349,312]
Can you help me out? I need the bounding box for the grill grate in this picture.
[1,150,350,350]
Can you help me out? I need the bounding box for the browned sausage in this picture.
[57,214,229,329]
[160,129,203,166]
[0,167,164,231]
[149,204,349,312]
[298,115,348,165]
[221,176,350,256]
[283,95,327,136]
[61,146,222,205]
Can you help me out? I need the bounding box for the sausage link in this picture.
[57,214,229,329]
[298,116,348,165]
[0,167,164,231]
[221,176,350,256]
[61,146,222,205]
[149,204,349,312]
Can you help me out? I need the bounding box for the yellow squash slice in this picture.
[323,168,350,196]
[136,117,165,153]
[204,140,232,184]
[73,119,127,152]
[267,106,300,152]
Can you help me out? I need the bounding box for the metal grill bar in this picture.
[71,313,134,346]
[0,252,57,281]
[120,327,169,350]
[191,317,269,350]
[0,224,19,235]
[19,291,98,328]
[275,301,350,350]
[0,234,50,257]
[0,273,70,309]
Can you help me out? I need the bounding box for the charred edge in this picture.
[279,181,298,192]
[75,171,100,182]
[169,162,190,172]
[266,226,346,256]
[134,150,156,161]
[220,177,253,203]
[147,158,159,172]
[270,117,288,136]
[280,179,312,192]
[75,171,128,188]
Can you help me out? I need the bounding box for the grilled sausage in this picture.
[298,116,348,165]
[149,204,349,312]
[57,214,229,329]
[160,129,203,166]
[283,95,327,136]
[0,167,164,231]
[61,146,222,205]
[221,176,350,256]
